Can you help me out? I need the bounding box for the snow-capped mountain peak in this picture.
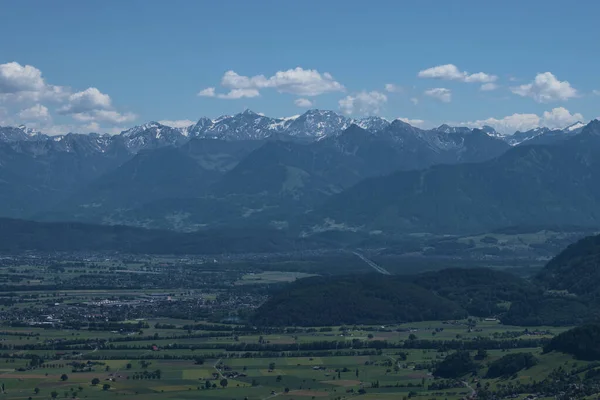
[564,121,585,132]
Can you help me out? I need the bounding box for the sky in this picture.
[1,0,599,135]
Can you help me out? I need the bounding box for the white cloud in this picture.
[217,88,260,99]
[424,88,451,103]
[197,87,216,97]
[265,68,344,96]
[158,119,195,128]
[511,72,577,103]
[338,91,387,115]
[58,87,112,114]
[294,98,313,108]
[384,83,403,93]
[0,62,46,93]
[0,62,136,133]
[56,87,135,125]
[71,110,136,124]
[480,83,498,91]
[206,67,345,99]
[418,64,497,83]
[0,62,69,103]
[18,104,50,121]
[541,107,584,129]
[460,107,584,134]
[396,117,425,127]
[199,84,258,99]
[410,97,419,105]
[593,89,600,96]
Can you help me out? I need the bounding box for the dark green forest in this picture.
[251,274,467,326]
[485,353,538,378]
[544,325,600,361]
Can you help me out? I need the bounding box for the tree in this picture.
[60,374,69,381]
[102,384,110,391]
[51,391,58,399]
[126,363,132,369]
[268,362,276,371]
[408,334,417,341]
[194,357,205,365]
[276,375,282,382]
[91,378,100,386]
[476,348,488,360]
[434,351,476,379]
[204,380,211,389]
[34,388,40,394]
[367,333,374,339]
[220,378,228,388]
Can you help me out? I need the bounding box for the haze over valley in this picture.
[2,2,600,400]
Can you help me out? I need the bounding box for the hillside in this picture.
[536,233,600,301]
[308,120,600,235]
[0,218,320,255]
[501,232,600,326]
[251,274,467,326]
[0,138,131,218]
[411,268,538,317]
[544,324,600,360]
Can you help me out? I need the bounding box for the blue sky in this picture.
[1,0,599,134]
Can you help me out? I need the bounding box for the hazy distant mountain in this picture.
[187,109,389,141]
[120,122,190,153]
[0,135,131,218]
[59,123,511,231]
[41,138,265,224]
[501,122,586,146]
[308,120,600,235]
[0,125,45,142]
[2,110,589,152]
[1,111,595,232]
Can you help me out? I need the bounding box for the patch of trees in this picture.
[434,351,476,379]
[412,268,538,317]
[544,324,600,360]
[251,274,467,326]
[485,352,538,378]
[501,297,594,326]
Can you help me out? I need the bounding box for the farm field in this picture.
[0,253,595,400]
[0,318,576,400]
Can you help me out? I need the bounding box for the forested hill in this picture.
[250,274,468,326]
[544,324,600,360]
[252,260,600,327]
[537,233,600,300]
[411,268,539,317]
[251,269,541,327]
[0,218,318,254]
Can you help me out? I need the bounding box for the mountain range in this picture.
[0,109,597,236]
[310,120,600,235]
[1,109,585,152]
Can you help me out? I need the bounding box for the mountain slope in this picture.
[43,146,219,223]
[251,274,467,326]
[0,136,131,218]
[308,120,600,234]
[41,138,264,226]
[0,218,318,254]
[536,233,600,301]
